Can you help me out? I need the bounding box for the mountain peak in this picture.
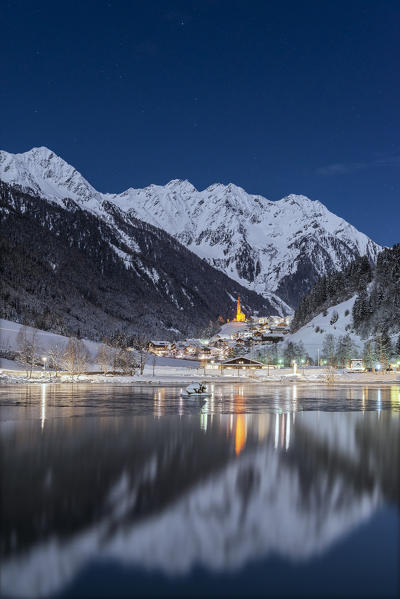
[204,182,246,194]
[165,179,197,193]
[278,194,328,215]
[8,146,61,163]
[25,145,54,156]
[0,146,98,203]
[280,194,314,204]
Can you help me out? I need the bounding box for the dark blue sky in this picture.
[2,0,399,246]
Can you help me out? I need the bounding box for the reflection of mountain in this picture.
[1,410,398,598]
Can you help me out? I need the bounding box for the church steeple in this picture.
[235,296,246,322]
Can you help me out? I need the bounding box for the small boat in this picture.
[181,382,211,397]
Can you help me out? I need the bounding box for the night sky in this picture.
[2,0,399,246]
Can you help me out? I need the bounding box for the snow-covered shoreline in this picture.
[1,369,399,387]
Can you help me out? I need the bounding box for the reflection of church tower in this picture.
[235,296,246,322]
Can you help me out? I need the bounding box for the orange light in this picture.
[235,415,247,455]
[235,296,246,322]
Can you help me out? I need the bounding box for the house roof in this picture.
[262,332,284,337]
[221,356,265,366]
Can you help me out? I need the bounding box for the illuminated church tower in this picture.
[235,296,246,322]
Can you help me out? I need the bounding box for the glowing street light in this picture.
[42,356,47,371]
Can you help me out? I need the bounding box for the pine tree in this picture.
[362,340,376,369]
[329,310,339,325]
[283,342,296,367]
[374,329,392,370]
[336,334,355,368]
[322,334,336,366]
[352,288,370,330]
[395,336,400,359]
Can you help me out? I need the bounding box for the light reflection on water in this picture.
[0,383,399,598]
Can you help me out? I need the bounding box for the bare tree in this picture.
[109,331,128,373]
[116,349,138,376]
[96,341,112,375]
[130,334,150,375]
[48,343,65,377]
[75,339,90,375]
[63,337,90,377]
[16,326,41,377]
[16,326,30,377]
[62,338,77,375]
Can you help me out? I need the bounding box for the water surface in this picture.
[1,383,399,598]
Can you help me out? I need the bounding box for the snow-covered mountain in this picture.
[1,181,273,339]
[0,147,382,310]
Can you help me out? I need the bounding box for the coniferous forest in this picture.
[291,245,400,338]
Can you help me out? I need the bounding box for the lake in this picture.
[1,383,399,598]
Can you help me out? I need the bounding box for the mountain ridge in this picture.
[0,181,275,339]
[0,147,382,310]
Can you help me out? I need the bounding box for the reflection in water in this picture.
[235,414,246,455]
[0,384,399,598]
[40,384,46,431]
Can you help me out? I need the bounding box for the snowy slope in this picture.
[0,319,101,357]
[285,296,363,359]
[0,147,101,207]
[112,186,381,309]
[0,319,203,372]
[286,295,400,361]
[0,147,382,311]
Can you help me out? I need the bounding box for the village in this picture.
[146,297,400,377]
[2,296,400,385]
[147,297,293,374]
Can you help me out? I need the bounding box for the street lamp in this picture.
[42,356,47,372]
[301,358,305,375]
